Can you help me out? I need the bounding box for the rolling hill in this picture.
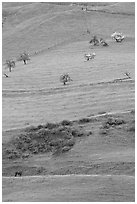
[2,2,135,202]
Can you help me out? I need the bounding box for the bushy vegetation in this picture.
[61,120,72,126]
[3,122,88,159]
[102,117,126,129]
[78,117,97,124]
[78,118,91,124]
[131,110,135,114]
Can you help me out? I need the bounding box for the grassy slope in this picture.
[2,39,135,131]
[2,111,135,201]
[2,2,135,202]
[3,175,135,202]
[3,111,135,175]
[2,2,135,61]
[87,2,135,15]
[2,4,135,130]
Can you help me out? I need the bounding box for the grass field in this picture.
[3,175,135,202]
[2,2,135,202]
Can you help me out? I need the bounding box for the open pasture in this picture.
[2,2,135,202]
[2,33,135,131]
[3,174,135,202]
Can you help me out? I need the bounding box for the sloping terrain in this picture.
[2,2,135,61]
[3,175,135,202]
[2,2,135,202]
[2,111,135,201]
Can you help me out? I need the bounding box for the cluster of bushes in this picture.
[100,117,126,135]
[78,117,97,124]
[3,122,89,159]
[102,117,126,129]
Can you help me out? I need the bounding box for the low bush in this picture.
[25,125,42,132]
[101,123,110,129]
[106,118,125,126]
[100,130,109,135]
[7,149,21,159]
[78,118,91,124]
[102,117,126,129]
[61,120,72,126]
[44,122,59,129]
[86,131,93,136]
[131,110,135,114]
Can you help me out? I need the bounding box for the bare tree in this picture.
[124,72,131,79]
[17,52,30,65]
[89,36,100,46]
[5,59,15,72]
[100,38,109,46]
[4,73,9,77]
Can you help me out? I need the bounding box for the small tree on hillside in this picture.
[100,38,109,46]
[89,35,99,46]
[5,59,15,72]
[17,52,30,65]
[124,72,131,79]
[60,73,73,85]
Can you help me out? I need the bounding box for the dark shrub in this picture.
[22,153,30,159]
[102,123,110,129]
[66,138,75,146]
[100,130,109,135]
[7,150,21,159]
[61,146,72,152]
[61,120,72,126]
[37,125,44,129]
[106,118,126,126]
[86,131,93,136]
[78,118,91,124]
[113,119,125,125]
[131,110,135,114]
[45,122,59,129]
[25,125,39,132]
[71,129,84,137]
[49,139,63,147]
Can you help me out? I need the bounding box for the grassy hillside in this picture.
[3,175,135,202]
[2,2,135,202]
[3,111,135,201]
[2,2,135,62]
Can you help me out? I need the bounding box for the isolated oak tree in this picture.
[5,59,15,72]
[60,73,72,85]
[18,52,30,65]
